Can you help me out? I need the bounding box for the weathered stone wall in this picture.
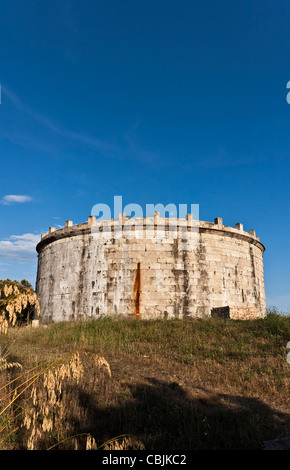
[211,306,260,320]
[35,215,266,322]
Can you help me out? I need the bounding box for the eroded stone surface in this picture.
[36,216,266,322]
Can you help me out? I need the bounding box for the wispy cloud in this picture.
[1,86,124,156]
[0,233,40,263]
[1,85,163,166]
[1,194,33,205]
[2,86,61,133]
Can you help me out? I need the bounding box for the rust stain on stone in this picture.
[133,262,141,319]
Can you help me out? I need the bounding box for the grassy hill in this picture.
[0,312,289,450]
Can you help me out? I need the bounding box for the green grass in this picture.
[12,311,289,363]
[1,311,289,450]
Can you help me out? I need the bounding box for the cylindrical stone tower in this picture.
[35,214,266,322]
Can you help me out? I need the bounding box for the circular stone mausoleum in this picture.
[35,214,266,322]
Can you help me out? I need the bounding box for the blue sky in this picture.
[0,0,290,312]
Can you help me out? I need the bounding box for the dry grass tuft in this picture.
[0,312,289,450]
[103,436,145,450]
[0,351,112,450]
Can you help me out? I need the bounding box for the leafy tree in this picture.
[0,279,40,332]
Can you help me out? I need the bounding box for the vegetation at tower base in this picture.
[0,279,40,332]
[0,310,289,450]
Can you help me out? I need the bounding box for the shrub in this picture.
[0,279,40,333]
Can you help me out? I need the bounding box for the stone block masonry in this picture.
[211,306,260,320]
[35,215,266,322]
